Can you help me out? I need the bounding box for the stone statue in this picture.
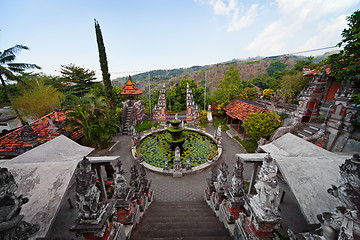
[113,160,127,198]
[131,126,140,146]
[0,168,40,240]
[304,123,329,147]
[163,157,169,171]
[186,157,192,171]
[174,146,182,171]
[75,157,106,223]
[230,158,245,198]
[217,162,229,190]
[175,113,179,121]
[269,118,301,142]
[256,137,268,152]
[214,124,222,145]
[130,165,140,190]
[251,153,280,216]
[317,153,360,239]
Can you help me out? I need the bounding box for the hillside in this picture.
[112,51,338,94]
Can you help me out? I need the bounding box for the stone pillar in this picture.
[71,157,120,239]
[210,162,229,210]
[220,157,246,223]
[130,165,146,212]
[186,83,200,125]
[113,160,138,225]
[234,153,281,240]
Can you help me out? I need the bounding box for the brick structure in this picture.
[186,84,200,125]
[153,84,167,126]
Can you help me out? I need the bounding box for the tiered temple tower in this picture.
[153,84,167,126]
[186,84,200,125]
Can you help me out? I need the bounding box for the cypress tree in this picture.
[94,19,114,108]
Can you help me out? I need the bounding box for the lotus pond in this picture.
[137,130,218,168]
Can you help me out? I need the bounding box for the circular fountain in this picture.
[134,120,222,174]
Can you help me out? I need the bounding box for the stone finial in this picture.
[0,168,40,239]
[113,160,127,198]
[186,157,192,171]
[251,153,280,216]
[75,157,106,223]
[217,162,229,190]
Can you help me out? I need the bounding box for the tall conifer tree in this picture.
[94,19,114,108]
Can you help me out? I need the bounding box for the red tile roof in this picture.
[303,66,331,76]
[223,99,264,122]
[119,76,143,96]
[0,111,82,158]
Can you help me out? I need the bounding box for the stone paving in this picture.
[91,125,249,202]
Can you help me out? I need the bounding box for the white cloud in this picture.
[206,0,260,31]
[227,4,260,32]
[298,14,348,51]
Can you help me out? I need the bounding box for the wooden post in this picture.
[95,165,108,200]
[237,120,240,133]
[243,129,246,139]
[227,115,229,124]
[231,118,233,128]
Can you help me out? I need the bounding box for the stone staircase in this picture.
[123,106,133,135]
[294,123,321,139]
[130,201,232,240]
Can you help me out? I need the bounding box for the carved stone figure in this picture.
[173,146,182,171]
[304,123,329,147]
[186,157,192,171]
[163,157,169,171]
[251,153,280,216]
[205,166,218,200]
[217,162,229,191]
[0,168,40,240]
[214,124,222,144]
[317,153,360,239]
[175,113,179,121]
[269,118,301,142]
[230,158,245,198]
[75,157,106,224]
[256,137,268,152]
[113,160,127,198]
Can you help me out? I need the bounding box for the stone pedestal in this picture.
[220,190,245,224]
[205,166,218,200]
[71,199,120,240]
[210,182,227,211]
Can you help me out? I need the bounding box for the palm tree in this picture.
[0,45,41,125]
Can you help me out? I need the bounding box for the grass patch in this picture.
[233,136,258,153]
[213,118,229,132]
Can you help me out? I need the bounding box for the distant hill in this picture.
[112,51,338,94]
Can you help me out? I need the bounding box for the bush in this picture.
[200,110,207,125]
[136,119,153,132]
[263,89,274,99]
[213,118,229,132]
[278,111,289,120]
[233,136,258,153]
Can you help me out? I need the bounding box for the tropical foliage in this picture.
[262,89,274,99]
[0,45,40,124]
[60,63,96,96]
[242,111,282,141]
[62,94,119,148]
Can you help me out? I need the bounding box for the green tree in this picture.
[242,111,282,141]
[167,79,202,111]
[13,81,64,118]
[327,10,360,81]
[62,93,119,148]
[278,72,309,102]
[60,63,96,96]
[94,19,115,108]
[213,65,242,104]
[266,61,286,77]
[0,45,40,124]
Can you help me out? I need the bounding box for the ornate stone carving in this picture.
[130,165,146,211]
[214,124,222,145]
[186,157,192,171]
[173,146,182,171]
[75,157,107,224]
[163,157,169,171]
[269,118,301,142]
[0,168,40,240]
[217,162,229,191]
[250,153,280,218]
[304,123,329,147]
[205,166,218,200]
[211,162,229,210]
[113,160,128,199]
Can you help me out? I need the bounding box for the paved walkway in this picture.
[90,125,249,202]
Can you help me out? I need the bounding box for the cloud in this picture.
[227,4,260,32]
[246,0,358,56]
[298,14,348,51]
[205,0,260,31]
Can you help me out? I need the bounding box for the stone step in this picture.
[143,210,215,217]
[133,237,232,240]
[131,228,230,239]
[136,221,225,231]
[140,216,220,224]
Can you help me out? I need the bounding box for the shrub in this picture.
[233,136,258,153]
[263,89,274,99]
[200,110,207,125]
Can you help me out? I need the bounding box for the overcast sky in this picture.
[1,0,359,79]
